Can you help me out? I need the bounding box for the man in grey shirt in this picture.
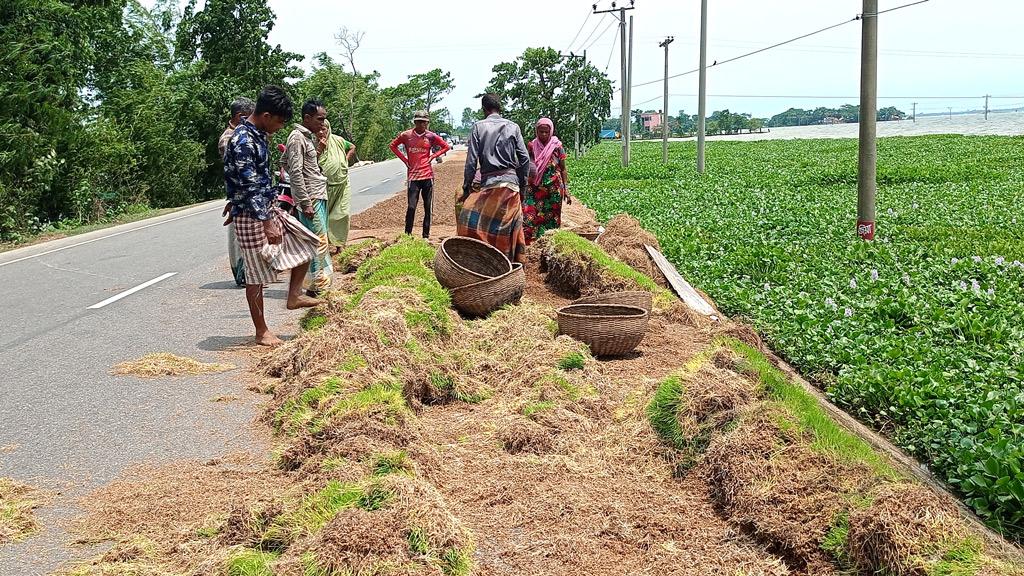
[284,99,333,294]
[458,93,530,263]
[462,94,531,199]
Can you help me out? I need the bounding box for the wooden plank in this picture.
[645,244,718,318]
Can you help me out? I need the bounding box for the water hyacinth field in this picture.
[572,136,1024,538]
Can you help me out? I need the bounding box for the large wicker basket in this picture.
[556,304,649,357]
[450,263,525,317]
[572,291,653,312]
[433,236,512,289]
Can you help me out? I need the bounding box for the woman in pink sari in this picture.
[524,118,571,244]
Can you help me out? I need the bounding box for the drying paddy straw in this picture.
[0,477,45,544]
[59,152,1024,576]
[112,353,236,378]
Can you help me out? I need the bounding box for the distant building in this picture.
[600,129,619,139]
[641,112,662,130]
[822,116,844,125]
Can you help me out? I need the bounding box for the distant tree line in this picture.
[768,105,906,127]
[0,0,456,243]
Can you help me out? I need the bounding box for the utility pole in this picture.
[696,0,708,173]
[595,1,636,167]
[857,0,877,241]
[626,14,635,163]
[558,51,587,158]
[659,36,674,164]
[912,102,917,123]
[985,94,990,120]
[948,107,953,119]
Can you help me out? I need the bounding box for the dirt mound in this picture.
[352,150,467,231]
[847,483,974,575]
[336,237,393,273]
[704,408,876,573]
[597,214,667,286]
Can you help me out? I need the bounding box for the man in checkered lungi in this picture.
[224,86,320,346]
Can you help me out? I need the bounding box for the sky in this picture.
[172,0,1024,121]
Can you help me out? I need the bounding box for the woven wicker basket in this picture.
[556,304,649,357]
[450,263,525,317]
[433,236,512,289]
[572,291,653,312]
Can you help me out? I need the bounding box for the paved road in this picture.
[0,159,407,575]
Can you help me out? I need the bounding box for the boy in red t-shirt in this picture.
[389,110,451,238]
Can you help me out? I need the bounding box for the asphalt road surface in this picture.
[0,159,408,575]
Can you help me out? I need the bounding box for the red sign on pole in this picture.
[857,220,875,241]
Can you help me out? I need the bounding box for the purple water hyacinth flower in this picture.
[825,297,837,310]
[850,278,858,289]
[871,269,879,281]
[987,288,995,296]
[951,257,959,265]
[973,256,982,264]
[971,279,981,292]
[958,281,968,291]
[902,273,911,286]
[844,307,853,317]
[995,256,1005,266]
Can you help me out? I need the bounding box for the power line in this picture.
[574,14,608,53]
[617,0,931,93]
[565,8,592,53]
[584,18,618,52]
[604,30,618,71]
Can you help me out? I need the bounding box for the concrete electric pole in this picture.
[985,94,990,120]
[659,36,674,164]
[857,0,878,241]
[912,102,917,123]
[696,0,708,173]
[595,1,636,167]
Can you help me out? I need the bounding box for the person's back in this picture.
[464,111,529,194]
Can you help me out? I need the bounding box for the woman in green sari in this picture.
[317,120,357,254]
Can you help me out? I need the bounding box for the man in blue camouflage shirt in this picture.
[224,85,319,346]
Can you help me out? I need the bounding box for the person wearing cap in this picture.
[389,110,451,239]
[284,98,333,295]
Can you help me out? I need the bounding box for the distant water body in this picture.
[682,112,1024,141]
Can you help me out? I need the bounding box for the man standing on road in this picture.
[389,110,451,239]
[219,96,255,287]
[285,99,333,294]
[459,93,530,264]
[224,86,320,346]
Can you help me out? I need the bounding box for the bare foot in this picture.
[287,295,320,310]
[255,332,284,347]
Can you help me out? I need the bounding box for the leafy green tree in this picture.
[407,69,454,114]
[484,47,612,149]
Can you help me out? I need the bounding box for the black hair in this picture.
[255,86,294,121]
[302,98,325,118]
[481,93,502,113]
[229,97,255,117]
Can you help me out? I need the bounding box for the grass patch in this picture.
[430,372,488,404]
[646,375,688,451]
[522,400,556,417]
[112,353,235,378]
[0,477,43,544]
[821,511,851,568]
[337,352,367,372]
[440,548,472,576]
[311,378,408,433]
[299,312,328,332]
[273,378,347,434]
[724,339,899,479]
[353,236,451,338]
[557,351,586,371]
[227,548,279,576]
[372,451,414,477]
[265,480,393,546]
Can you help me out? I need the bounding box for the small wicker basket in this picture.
[556,304,649,357]
[572,291,653,312]
[450,263,526,317]
[433,236,512,289]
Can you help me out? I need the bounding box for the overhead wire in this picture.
[574,14,608,54]
[584,17,618,52]
[565,8,592,53]
[617,0,932,93]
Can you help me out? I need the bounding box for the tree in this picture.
[484,47,612,150]
[877,106,905,121]
[407,69,455,114]
[461,107,477,130]
[334,26,364,75]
